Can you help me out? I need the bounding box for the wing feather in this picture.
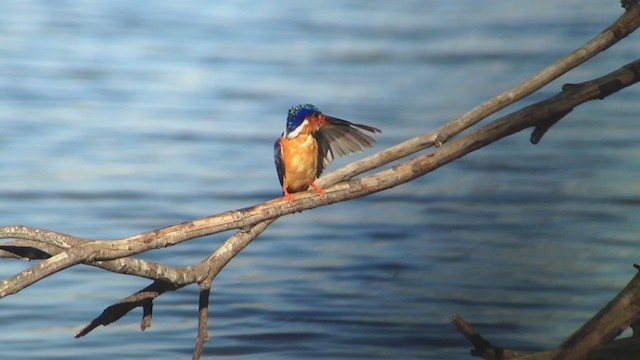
[314,116,381,177]
[273,136,285,188]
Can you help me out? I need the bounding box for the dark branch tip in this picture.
[621,0,640,10]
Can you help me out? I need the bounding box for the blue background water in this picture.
[1,1,639,359]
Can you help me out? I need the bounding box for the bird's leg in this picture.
[283,187,294,206]
[310,182,325,199]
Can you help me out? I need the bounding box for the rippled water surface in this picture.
[1,1,639,359]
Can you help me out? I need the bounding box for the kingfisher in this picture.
[274,104,381,205]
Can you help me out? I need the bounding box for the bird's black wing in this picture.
[273,136,285,189]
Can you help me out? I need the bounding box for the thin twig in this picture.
[75,280,178,338]
[193,285,212,360]
[452,314,531,359]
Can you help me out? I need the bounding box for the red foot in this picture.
[283,183,324,206]
[310,182,325,199]
[283,188,294,206]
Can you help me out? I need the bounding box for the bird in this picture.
[274,104,381,205]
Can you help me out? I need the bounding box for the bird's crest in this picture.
[286,104,320,135]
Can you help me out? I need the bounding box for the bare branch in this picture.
[0,240,57,259]
[456,270,640,360]
[193,285,212,360]
[453,314,534,359]
[0,228,199,285]
[75,280,178,338]
[547,271,640,360]
[3,55,639,301]
[2,1,638,276]
[78,219,276,338]
[0,225,80,249]
[77,57,640,347]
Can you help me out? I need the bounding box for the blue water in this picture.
[1,1,639,359]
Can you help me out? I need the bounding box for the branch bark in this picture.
[44,55,640,353]
[2,2,638,298]
[455,267,640,360]
[4,53,639,299]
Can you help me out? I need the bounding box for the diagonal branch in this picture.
[77,218,276,337]
[1,4,638,300]
[453,314,534,359]
[547,269,640,360]
[5,0,639,262]
[3,57,640,300]
[76,57,640,342]
[4,52,640,301]
[75,280,178,337]
[0,228,198,284]
[455,267,640,360]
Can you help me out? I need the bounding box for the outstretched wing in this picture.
[314,116,381,177]
[274,136,285,189]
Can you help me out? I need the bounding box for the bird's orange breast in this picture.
[280,133,318,193]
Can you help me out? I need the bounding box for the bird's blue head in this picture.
[286,104,321,134]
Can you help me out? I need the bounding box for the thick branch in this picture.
[76,57,640,340]
[456,269,640,360]
[453,314,535,359]
[548,271,640,360]
[2,56,639,301]
[1,4,638,301]
[0,227,198,285]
